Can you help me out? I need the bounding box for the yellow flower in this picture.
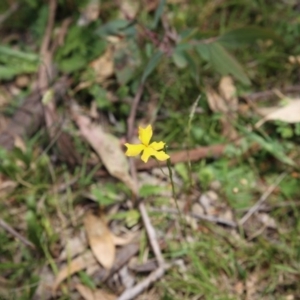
[125,125,170,163]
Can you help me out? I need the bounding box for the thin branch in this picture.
[151,207,237,228]
[117,264,169,300]
[139,202,165,266]
[244,85,300,102]
[239,172,287,225]
[0,218,35,249]
[127,83,144,141]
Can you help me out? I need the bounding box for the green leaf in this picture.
[114,39,141,85]
[0,45,39,62]
[139,184,165,197]
[152,0,166,29]
[245,132,295,166]
[218,27,281,48]
[172,49,188,68]
[58,55,86,73]
[26,210,42,250]
[196,42,250,85]
[141,51,163,83]
[78,272,96,289]
[96,19,136,37]
[0,66,18,80]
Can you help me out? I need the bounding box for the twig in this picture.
[138,202,164,266]
[0,218,35,249]
[127,83,144,141]
[136,143,226,170]
[239,172,287,225]
[237,200,300,212]
[117,265,169,300]
[244,85,300,102]
[151,207,237,228]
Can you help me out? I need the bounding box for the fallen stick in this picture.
[136,143,226,170]
[0,217,35,249]
[239,172,287,225]
[150,207,237,228]
[117,265,169,300]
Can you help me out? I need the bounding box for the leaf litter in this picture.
[73,111,138,196]
[84,212,116,270]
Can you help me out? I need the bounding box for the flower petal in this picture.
[124,143,145,156]
[138,125,152,146]
[141,147,156,163]
[149,141,165,151]
[152,150,170,161]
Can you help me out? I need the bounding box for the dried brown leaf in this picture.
[206,86,228,113]
[219,76,238,111]
[59,232,87,261]
[78,0,101,26]
[90,47,114,83]
[74,114,138,195]
[14,135,26,152]
[119,0,139,19]
[52,251,96,292]
[33,266,55,300]
[256,99,300,127]
[206,76,238,139]
[76,284,116,300]
[84,213,115,270]
[0,179,17,198]
[111,233,136,246]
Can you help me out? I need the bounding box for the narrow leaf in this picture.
[141,51,163,83]
[152,0,166,29]
[196,42,250,85]
[218,27,281,48]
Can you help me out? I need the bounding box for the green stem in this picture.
[166,157,187,237]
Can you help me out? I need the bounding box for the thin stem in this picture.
[166,157,187,238]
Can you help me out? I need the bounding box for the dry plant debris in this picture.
[83,212,116,270]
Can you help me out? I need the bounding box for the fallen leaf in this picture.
[219,76,238,111]
[78,0,101,26]
[84,213,115,269]
[119,265,135,289]
[53,251,96,292]
[74,113,138,195]
[246,273,258,300]
[206,76,237,113]
[206,76,238,139]
[59,232,87,261]
[14,135,26,152]
[119,0,139,19]
[0,178,17,198]
[33,266,55,300]
[111,232,136,246]
[206,86,228,113]
[255,99,300,127]
[76,284,116,300]
[90,46,114,83]
[257,213,277,229]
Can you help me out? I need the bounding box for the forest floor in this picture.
[1,1,300,299]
